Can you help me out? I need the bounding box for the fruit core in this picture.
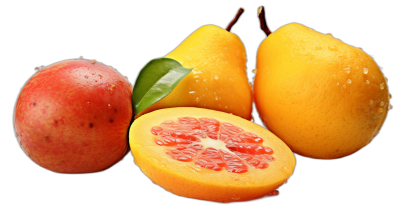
[151,117,274,173]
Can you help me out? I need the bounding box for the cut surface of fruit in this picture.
[151,117,274,174]
[129,108,295,202]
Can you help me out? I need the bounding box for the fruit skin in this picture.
[14,59,133,173]
[255,23,389,159]
[138,25,252,120]
[129,107,295,202]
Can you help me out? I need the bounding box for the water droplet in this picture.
[108,84,116,94]
[109,66,113,69]
[388,94,392,99]
[193,70,202,74]
[342,85,346,89]
[363,68,368,74]
[231,195,241,201]
[195,97,200,102]
[366,80,370,84]
[316,46,322,50]
[389,104,393,110]
[380,83,385,90]
[35,67,40,71]
[378,108,384,113]
[328,45,338,51]
[234,177,239,181]
[337,82,340,86]
[347,79,352,84]
[225,106,228,108]
[189,91,195,94]
[343,67,350,74]
[215,96,218,101]
[252,69,257,73]
[84,75,89,79]
[87,102,90,104]
[268,190,279,196]
[92,60,97,64]
[203,79,207,82]
[79,56,83,59]
[380,101,384,106]
[214,75,218,80]
[385,77,388,83]
[108,104,112,108]
[333,74,336,77]
[370,100,374,105]
[326,33,332,37]
[193,75,199,78]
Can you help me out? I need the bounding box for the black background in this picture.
[2,1,400,222]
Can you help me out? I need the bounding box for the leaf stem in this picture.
[226,8,244,32]
[258,6,271,36]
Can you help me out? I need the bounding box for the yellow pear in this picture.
[137,9,253,120]
[254,7,391,159]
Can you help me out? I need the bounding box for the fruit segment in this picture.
[151,117,275,173]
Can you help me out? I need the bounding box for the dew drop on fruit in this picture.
[189,91,195,94]
[380,101,384,106]
[366,80,370,84]
[385,77,388,83]
[252,69,257,74]
[378,108,384,113]
[268,190,279,196]
[92,60,97,64]
[337,82,340,86]
[380,83,385,90]
[231,195,241,201]
[108,104,112,108]
[370,100,374,105]
[215,96,218,101]
[343,67,350,74]
[342,85,346,89]
[195,97,200,102]
[193,75,199,79]
[108,84,116,94]
[326,33,332,37]
[79,56,83,59]
[388,94,392,99]
[328,45,338,51]
[389,104,393,110]
[363,68,368,74]
[214,75,218,80]
[347,79,352,84]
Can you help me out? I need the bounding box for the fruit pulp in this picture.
[151,117,275,173]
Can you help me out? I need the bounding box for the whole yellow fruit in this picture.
[137,25,252,120]
[254,23,390,159]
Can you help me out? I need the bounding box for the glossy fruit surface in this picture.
[255,23,390,159]
[129,107,295,202]
[138,25,253,120]
[14,59,133,173]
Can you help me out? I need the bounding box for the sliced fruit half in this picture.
[129,107,295,202]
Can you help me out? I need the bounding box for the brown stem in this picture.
[258,6,271,36]
[226,8,244,32]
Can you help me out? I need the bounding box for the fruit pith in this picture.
[129,107,295,202]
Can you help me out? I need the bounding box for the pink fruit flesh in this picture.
[14,59,133,173]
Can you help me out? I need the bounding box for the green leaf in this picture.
[132,58,192,116]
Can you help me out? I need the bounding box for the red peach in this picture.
[14,59,133,173]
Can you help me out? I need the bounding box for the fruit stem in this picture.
[226,8,244,32]
[258,6,271,36]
